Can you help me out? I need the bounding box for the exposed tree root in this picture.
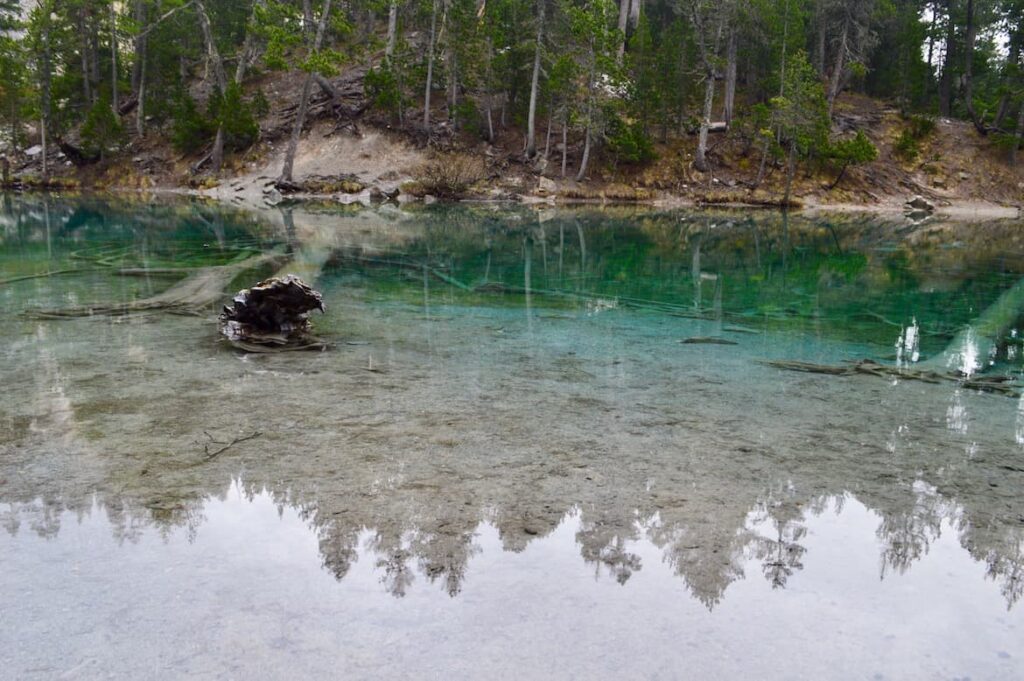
[765,359,1021,397]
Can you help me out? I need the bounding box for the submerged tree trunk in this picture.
[525,0,545,158]
[280,0,333,184]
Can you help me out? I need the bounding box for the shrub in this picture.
[80,96,125,160]
[250,88,270,118]
[826,130,878,189]
[171,92,216,153]
[894,115,936,162]
[212,83,259,152]
[365,65,402,119]
[415,154,485,199]
[606,116,656,165]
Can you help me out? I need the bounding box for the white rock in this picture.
[25,145,42,156]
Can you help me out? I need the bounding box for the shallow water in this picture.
[2,195,1024,679]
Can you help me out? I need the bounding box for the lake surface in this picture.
[2,195,1023,679]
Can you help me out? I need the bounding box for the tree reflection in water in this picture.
[2,196,1024,611]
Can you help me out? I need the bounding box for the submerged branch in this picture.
[765,359,1020,397]
[203,431,263,460]
[0,268,101,287]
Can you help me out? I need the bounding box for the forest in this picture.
[0,0,1023,199]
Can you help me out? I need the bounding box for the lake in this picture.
[1,195,1023,679]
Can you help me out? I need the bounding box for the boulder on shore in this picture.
[906,195,935,212]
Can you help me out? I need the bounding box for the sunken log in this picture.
[219,275,326,350]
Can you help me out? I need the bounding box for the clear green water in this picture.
[2,195,1024,679]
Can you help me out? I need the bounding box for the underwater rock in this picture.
[219,275,326,351]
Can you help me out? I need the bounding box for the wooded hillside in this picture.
[1,0,1022,201]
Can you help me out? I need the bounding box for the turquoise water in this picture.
[2,195,1023,679]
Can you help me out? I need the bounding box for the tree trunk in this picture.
[993,36,1020,130]
[827,20,848,118]
[1012,101,1024,167]
[963,0,985,133]
[484,37,495,142]
[90,23,101,97]
[280,0,333,184]
[543,99,553,159]
[133,0,149,137]
[754,135,770,188]
[525,0,545,158]
[723,27,737,125]
[79,12,92,105]
[677,36,687,135]
[137,51,147,138]
[111,2,119,113]
[779,0,789,97]
[131,0,146,92]
[575,39,595,182]
[41,12,52,181]
[195,0,228,172]
[814,0,825,76]
[939,0,955,117]
[561,118,568,178]
[576,125,592,182]
[235,0,268,84]
[616,0,629,63]
[423,0,438,133]
[449,50,458,128]
[695,67,715,172]
[386,0,398,62]
[783,139,796,205]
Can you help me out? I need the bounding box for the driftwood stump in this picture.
[219,275,326,351]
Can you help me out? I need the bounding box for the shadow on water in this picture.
[2,194,1024,613]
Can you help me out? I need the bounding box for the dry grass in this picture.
[415,154,486,199]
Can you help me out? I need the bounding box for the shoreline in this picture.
[5,182,1021,220]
